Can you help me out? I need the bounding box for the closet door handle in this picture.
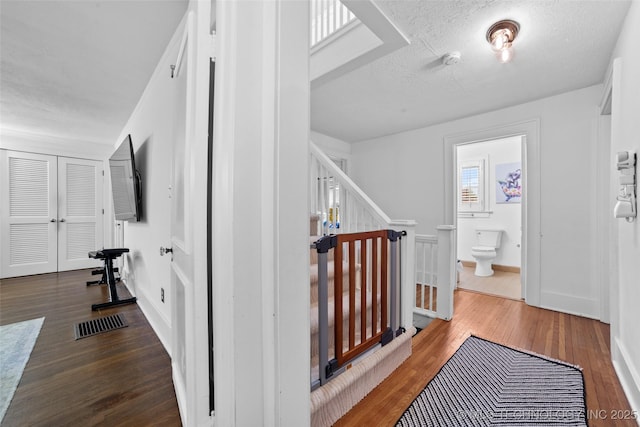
[59,218,66,223]
[50,218,57,222]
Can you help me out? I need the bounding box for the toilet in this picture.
[471,229,503,277]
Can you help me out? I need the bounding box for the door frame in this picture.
[598,59,618,326]
[444,119,541,306]
[454,136,525,298]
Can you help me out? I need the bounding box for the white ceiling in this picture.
[311,0,631,142]
[1,0,188,146]
[1,1,631,147]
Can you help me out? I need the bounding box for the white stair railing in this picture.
[310,142,390,235]
[415,234,438,317]
[310,0,357,48]
[414,226,456,321]
[310,141,457,327]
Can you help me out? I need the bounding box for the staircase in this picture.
[308,143,419,426]
[309,217,355,379]
[310,229,415,426]
[308,141,457,425]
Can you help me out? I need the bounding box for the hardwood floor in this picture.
[336,289,636,427]
[0,269,181,426]
[3,271,634,426]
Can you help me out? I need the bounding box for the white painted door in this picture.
[0,150,103,278]
[167,14,196,423]
[57,157,104,271]
[1,150,58,278]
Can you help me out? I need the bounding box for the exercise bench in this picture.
[86,264,119,286]
[88,248,137,311]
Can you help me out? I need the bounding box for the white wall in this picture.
[311,130,352,163]
[351,85,603,319]
[113,15,188,352]
[0,129,112,160]
[457,136,521,267]
[609,0,640,414]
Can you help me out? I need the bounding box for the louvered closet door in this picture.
[57,157,103,271]
[0,150,58,278]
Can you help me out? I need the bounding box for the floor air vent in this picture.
[74,313,128,340]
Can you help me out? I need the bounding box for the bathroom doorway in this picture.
[455,136,524,300]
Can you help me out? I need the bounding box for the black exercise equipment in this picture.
[86,266,119,286]
[88,248,137,311]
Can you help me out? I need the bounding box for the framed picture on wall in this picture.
[495,162,522,203]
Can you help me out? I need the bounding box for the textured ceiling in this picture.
[1,0,188,145]
[311,0,631,142]
[1,0,631,147]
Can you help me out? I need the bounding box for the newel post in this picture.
[436,225,456,321]
[390,220,416,333]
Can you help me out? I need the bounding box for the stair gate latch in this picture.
[315,235,337,253]
[325,359,339,379]
[387,230,402,242]
[381,327,394,346]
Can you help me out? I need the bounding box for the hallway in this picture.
[0,269,181,426]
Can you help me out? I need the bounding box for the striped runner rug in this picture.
[396,336,587,426]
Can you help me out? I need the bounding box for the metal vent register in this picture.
[74,313,128,339]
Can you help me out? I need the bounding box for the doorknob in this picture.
[50,218,57,222]
[160,247,173,256]
[59,218,66,222]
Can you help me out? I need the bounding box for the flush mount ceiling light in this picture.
[486,19,520,63]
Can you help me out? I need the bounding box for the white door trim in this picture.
[444,119,541,306]
[596,61,615,325]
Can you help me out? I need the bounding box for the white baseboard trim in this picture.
[123,280,172,357]
[172,363,188,427]
[460,260,521,273]
[612,337,640,424]
[539,290,599,320]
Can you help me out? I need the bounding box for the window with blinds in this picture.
[459,160,484,212]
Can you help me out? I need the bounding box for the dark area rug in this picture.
[396,335,587,426]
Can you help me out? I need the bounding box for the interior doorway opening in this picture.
[454,135,525,301]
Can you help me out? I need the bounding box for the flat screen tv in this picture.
[109,134,142,221]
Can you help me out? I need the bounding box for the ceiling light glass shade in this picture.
[498,46,514,63]
[490,31,509,51]
[486,20,520,63]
